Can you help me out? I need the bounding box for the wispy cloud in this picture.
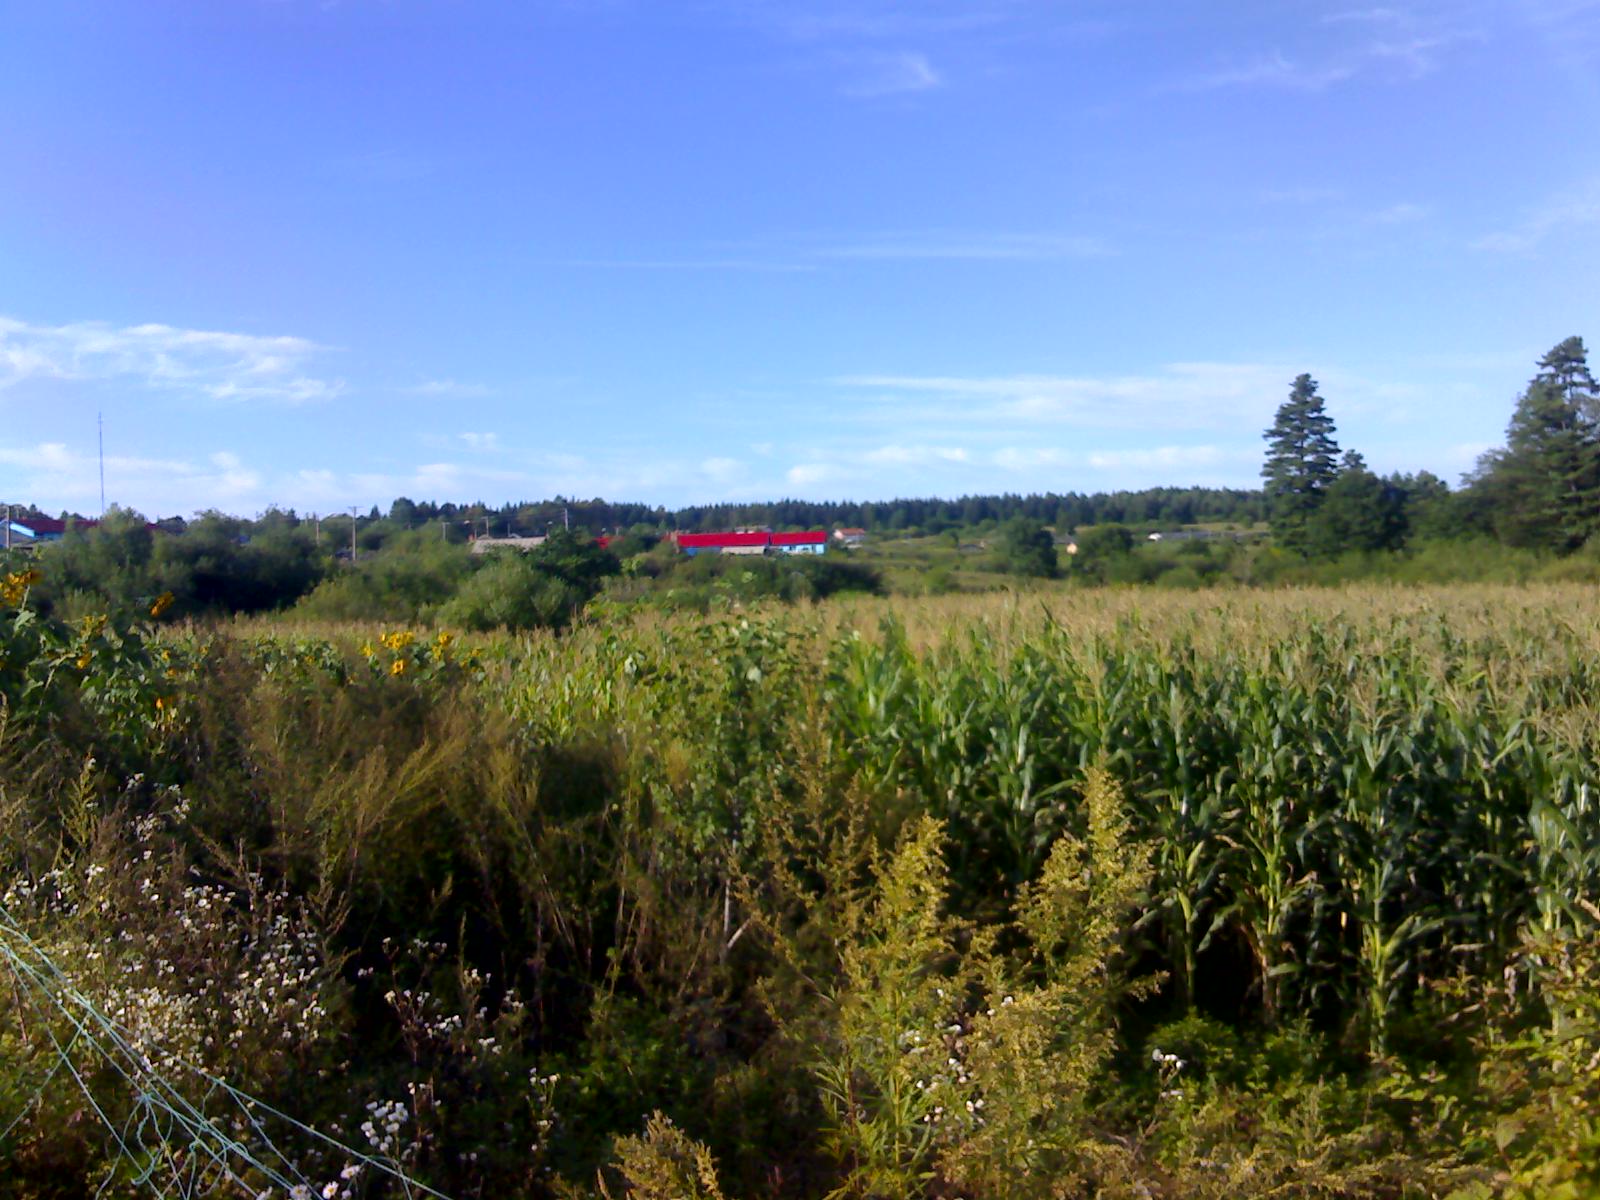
[563,229,1110,272]
[1321,7,1408,25]
[838,50,943,96]
[1177,7,1483,93]
[990,443,1234,473]
[0,441,267,513]
[701,456,745,483]
[558,257,818,272]
[786,461,850,486]
[811,231,1110,261]
[862,443,971,465]
[1370,201,1430,224]
[1181,50,1356,92]
[0,315,343,404]
[733,2,1013,43]
[1472,176,1600,252]
[836,361,1293,431]
[1261,186,1343,205]
[405,379,495,398]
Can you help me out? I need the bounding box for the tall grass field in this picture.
[3,578,1599,1198]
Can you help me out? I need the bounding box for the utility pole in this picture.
[98,412,106,517]
[441,519,447,542]
[313,512,321,545]
[563,504,570,531]
[3,504,10,551]
[349,506,358,563]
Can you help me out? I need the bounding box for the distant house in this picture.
[3,522,38,549]
[4,516,97,544]
[675,531,772,557]
[832,527,867,548]
[673,530,829,557]
[770,531,827,556]
[470,534,548,555]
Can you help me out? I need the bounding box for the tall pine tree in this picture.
[1471,337,1600,553]
[1262,373,1340,556]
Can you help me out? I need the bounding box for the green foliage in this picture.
[1308,451,1408,555]
[294,528,473,623]
[33,507,331,621]
[440,532,618,631]
[997,516,1058,578]
[3,588,1600,1197]
[594,1112,727,1200]
[439,551,578,630]
[1069,523,1136,581]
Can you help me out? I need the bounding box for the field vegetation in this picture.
[4,570,1600,1198]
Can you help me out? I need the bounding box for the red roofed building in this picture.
[676,531,772,556]
[673,530,829,557]
[4,515,99,543]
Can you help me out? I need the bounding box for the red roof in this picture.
[10,516,97,535]
[677,531,772,548]
[770,530,828,546]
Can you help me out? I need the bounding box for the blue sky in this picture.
[2,0,1597,518]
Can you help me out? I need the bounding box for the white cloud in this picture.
[458,432,501,451]
[1473,176,1600,252]
[702,456,744,483]
[988,444,1231,473]
[862,443,970,465]
[740,3,1010,43]
[837,361,1292,430]
[1180,51,1357,92]
[1177,12,1483,94]
[1085,445,1229,471]
[0,440,270,514]
[787,461,850,486]
[0,315,342,404]
[1321,7,1407,25]
[569,229,1109,272]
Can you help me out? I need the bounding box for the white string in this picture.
[0,901,453,1200]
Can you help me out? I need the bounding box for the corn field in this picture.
[3,583,1600,1197]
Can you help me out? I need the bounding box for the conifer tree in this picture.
[1262,373,1340,556]
[1471,337,1600,553]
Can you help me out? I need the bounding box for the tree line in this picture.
[1262,336,1598,557]
[4,336,1594,620]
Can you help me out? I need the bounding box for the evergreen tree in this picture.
[1262,374,1340,556]
[1471,337,1600,553]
